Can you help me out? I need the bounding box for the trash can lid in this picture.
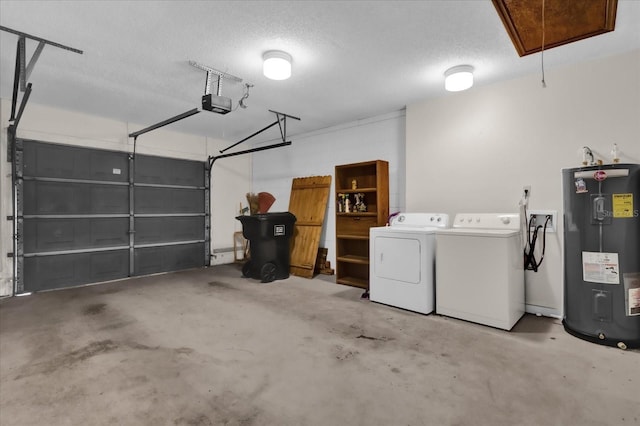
[236,212,296,222]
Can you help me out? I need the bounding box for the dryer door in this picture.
[373,236,421,284]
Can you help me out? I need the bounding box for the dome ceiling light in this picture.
[263,50,292,80]
[444,65,474,92]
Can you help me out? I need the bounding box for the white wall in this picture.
[406,49,640,317]
[251,110,406,268]
[0,99,250,296]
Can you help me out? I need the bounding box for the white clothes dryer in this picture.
[435,213,524,330]
[370,213,450,314]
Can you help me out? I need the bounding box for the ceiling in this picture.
[1,1,639,144]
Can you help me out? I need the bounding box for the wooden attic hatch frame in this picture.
[492,0,618,57]
[288,175,332,278]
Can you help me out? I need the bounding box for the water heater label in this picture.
[623,273,640,316]
[628,289,640,316]
[582,252,620,285]
[612,193,634,218]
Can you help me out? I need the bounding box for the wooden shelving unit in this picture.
[334,160,389,290]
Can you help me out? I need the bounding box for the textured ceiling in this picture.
[1,1,639,144]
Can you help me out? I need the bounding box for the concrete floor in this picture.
[0,264,638,426]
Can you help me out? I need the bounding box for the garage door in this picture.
[15,139,209,293]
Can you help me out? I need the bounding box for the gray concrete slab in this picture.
[1,264,638,426]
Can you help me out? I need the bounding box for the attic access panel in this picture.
[492,0,617,57]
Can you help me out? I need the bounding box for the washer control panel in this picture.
[453,213,520,230]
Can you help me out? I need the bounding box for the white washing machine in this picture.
[370,213,450,314]
[435,213,524,330]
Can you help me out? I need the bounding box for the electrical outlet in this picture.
[528,210,557,233]
[520,185,532,207]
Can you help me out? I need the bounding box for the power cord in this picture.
[524,214,551,272]
[233,83,254,111]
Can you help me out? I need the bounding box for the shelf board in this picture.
[336,234,369,241]
[336,212,377,217]
[336,276,368,289]
[336,187,377,194]
[337,255,369,265]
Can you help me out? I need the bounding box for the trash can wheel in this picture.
[260,262,277,283]
[241,261,252,278]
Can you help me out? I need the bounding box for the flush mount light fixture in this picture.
[444,65,474,92]
[263,50,292,80]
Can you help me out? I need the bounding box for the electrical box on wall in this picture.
[528,210,557,233]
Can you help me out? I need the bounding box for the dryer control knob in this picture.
[501,217,511,225]
[430,217,434,221]
[437,217,441,222]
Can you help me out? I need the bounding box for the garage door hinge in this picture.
[7,252,14,258]
[7,216,13,220]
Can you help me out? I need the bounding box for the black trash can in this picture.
[236,212,297,282]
